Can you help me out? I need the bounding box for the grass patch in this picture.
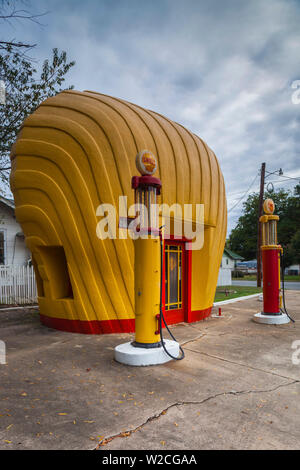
[239,275,258,281]
[283,275,300,281]
[233,274,300,282]
[214,285,262,302]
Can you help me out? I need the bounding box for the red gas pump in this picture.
[254,198,290,324]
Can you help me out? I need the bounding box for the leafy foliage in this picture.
[0,47,75,186]
[290,230,300,264]
[0,1,75,188]
[228,185,300,266]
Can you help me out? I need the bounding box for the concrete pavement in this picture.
[0,292,300,450]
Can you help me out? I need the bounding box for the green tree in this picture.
[0,0,46,52]
[290,230,300,264]
[228,186,300,265]
[0,1,75,187]
[0,47,75,184]
[228,193,260,260]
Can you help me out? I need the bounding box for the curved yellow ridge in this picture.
[10,90,227,330]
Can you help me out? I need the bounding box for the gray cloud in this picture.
[2,0,299,234]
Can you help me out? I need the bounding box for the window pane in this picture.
[169,252,178,304]
[165,251,168,305]
[0,232,4,265]
[165,244,183,311]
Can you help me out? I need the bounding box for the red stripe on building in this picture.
[39,315,136,335]
[39,306,213,335]
[187,307,212,323]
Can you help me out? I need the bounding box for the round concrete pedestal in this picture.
[114,340,180,366]
[253,312,290,324]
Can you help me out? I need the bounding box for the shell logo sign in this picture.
[263,198,275,215]
[136,150,157,175]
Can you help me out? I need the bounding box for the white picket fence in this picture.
[0,265,37,305]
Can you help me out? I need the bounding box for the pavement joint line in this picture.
[95,379,299,450]
[181,333,207,346]
[0,305,39,311]
[184,347,299,382]
[180,328,234,346]
[181,315,233,334]
[3,338,75,358]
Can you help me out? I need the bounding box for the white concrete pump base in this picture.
[253,312,290,324]
[114,340,180,366]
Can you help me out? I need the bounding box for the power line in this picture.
[277,174,300,181]
[228,172,259,213]
[228,188,258,197]
[228,174,300,199]
[267,178,299,185]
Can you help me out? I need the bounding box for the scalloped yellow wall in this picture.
[10,90,227,330]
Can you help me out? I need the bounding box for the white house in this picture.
[284,264,300,275]
[0,195,31,266]
[217,247,244,286]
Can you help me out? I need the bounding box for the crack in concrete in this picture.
[181,333,206,346]
[178,316,234,347]
[95,379,299,450]
[184,347,299,381]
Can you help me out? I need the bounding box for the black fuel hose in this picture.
[159,232,185,361]
[280,252,295,323]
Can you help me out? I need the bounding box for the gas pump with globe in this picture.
[114,150,181,365]
[253,198,290,324]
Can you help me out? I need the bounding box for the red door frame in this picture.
[162,237,192,325]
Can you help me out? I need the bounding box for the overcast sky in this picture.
[2,0,300,234]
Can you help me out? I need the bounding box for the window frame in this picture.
[0,229,7,265]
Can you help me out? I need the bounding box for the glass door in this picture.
[164,240,185,323]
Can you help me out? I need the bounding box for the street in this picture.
[232,280,300,291]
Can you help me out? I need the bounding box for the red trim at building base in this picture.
[39,314,136,335]
[187,307,212,323]
[39,306,213,335]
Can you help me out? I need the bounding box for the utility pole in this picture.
[257,162,266,287]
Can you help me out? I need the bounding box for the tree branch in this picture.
[0,40,36,49]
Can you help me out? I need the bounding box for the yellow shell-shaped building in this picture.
[10,90,227,334]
